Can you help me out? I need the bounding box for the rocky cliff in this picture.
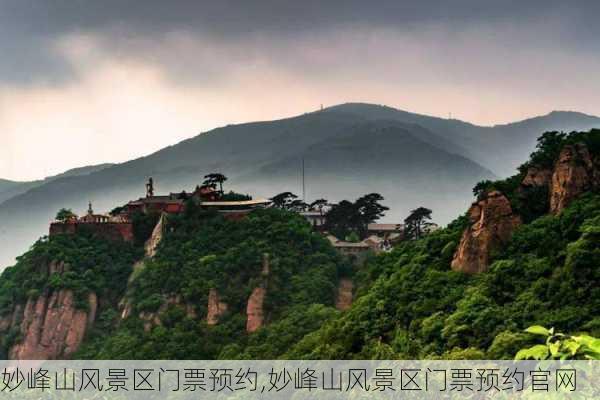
[9,290,97,359]
[521,165,552,188]
[246,288,266,333]
[335,278,353,311]
[245,253,270,332]
[550,143,599,214]
[0,261,99,359]
[145,213,167,257]
[451,191,521,274]
[206,288,228,325]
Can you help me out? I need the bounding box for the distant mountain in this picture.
[0,164,114,205]
[325,103,600,176]
[241,121,494,223]
[0,179,20,192]
[0,103,598,269]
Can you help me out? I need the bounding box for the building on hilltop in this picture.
[367,223,404,243]
[79,202,111,223]
[48,176,273,243]
[50,202,133,242]
[299,211,327,230]
[126,177,270,219]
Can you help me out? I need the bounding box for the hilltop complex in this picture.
[50,178,271,242]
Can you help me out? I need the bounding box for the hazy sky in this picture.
[1,1,599,181]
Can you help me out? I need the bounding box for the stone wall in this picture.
[50,222,134,242]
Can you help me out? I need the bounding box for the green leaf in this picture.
[574,335,600,360]
[515,345,549,360]
[548,341,561,357]
[562,339,581,356]
[525,325,551,336]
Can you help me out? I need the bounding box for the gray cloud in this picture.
[2,0,600,86]
[2,1,600,181]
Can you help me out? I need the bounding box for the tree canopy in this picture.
[270,192,298,210]
[55,208,76,222]
[325,193,388,239]
[404,207,433,240]
[203,173,228,193]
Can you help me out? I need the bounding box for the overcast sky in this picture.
[1,1,599,181]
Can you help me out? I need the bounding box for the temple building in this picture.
[49,202,133,242]
[80,202,111,223]
[125,178,270,218]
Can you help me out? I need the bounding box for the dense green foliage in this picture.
[1,129,598,361]
[473,129,600,223]
[404,206,434,240]
[281,130,600,359]
[0,233,140,357]
[55,208,76,221]
[131,211,161,246]
[77,205,350,359]
[516,325,600,360]
[325,193,389,239]
[220,191,252,201]
[284,193,600,359]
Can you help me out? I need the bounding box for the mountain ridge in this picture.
[0,163,114,206]
[1,103,599,269]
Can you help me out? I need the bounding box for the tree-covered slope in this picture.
[283,129,600,359]
[285,194,600,359]
[75,206,350,359]
[0,233,140,358]
[0,130,598,360]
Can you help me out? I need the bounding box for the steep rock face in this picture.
[206,289,228,326]
[521,166,552,188]
[246,287,266,333]
[9,290,97,359]
[145,213,167,257]
[550,144,598,214]
[451,191,521,274]
[0,260,99,359]
[335,278,353,311]
[246,254,270,333]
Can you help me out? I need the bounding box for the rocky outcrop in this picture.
[0,260,99,360]
[206,289,228,325]
[145,213,167,257]
[335,278,353,311]
[521,166,552,188]
[550,144,598,214]
[451,191,521,274]
[246,287,266,333]
[9,290,97,359]
[245,253,270,333]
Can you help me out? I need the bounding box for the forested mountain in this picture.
[0,129,598,360]
[327,103,600,176]
[1,103,599,269]
[0,163,113,205]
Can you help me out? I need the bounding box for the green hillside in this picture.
[285,193,600,359]
[0,130,598,360]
